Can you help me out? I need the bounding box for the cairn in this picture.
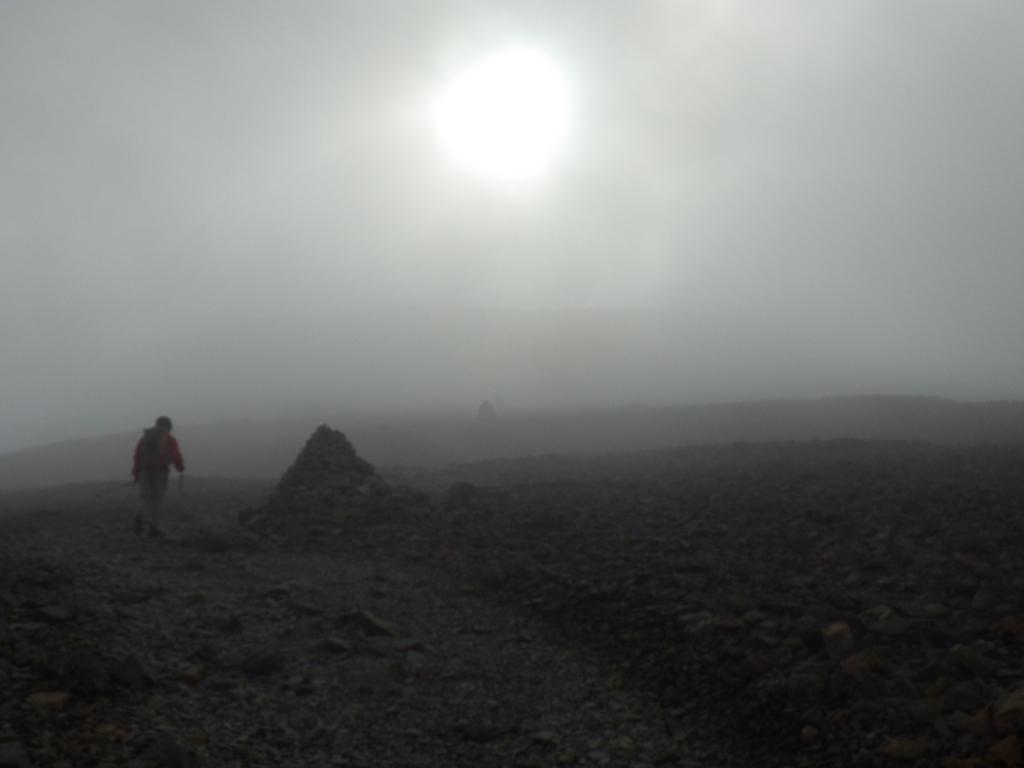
[241,425,388,531]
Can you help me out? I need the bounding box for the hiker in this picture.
[131,416,185,537]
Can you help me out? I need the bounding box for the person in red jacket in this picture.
[131,415,185,537]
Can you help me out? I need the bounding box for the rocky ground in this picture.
[3,435,1024,767]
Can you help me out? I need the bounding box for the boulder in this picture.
[991,734,1022,767]
[0,742,32,768]
[48,649,111,694]
[995,686,1024,734]
[943,644,998,677]
[881,737,930,760]
[27,691,70,707]
[139,733,195,768]
[822,622,854,660]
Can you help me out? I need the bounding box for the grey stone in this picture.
[139,733,194,768]
[0,742,32,768]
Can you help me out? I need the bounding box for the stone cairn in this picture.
[241,425,388,531]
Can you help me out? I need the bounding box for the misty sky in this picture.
[3,1,1024,452]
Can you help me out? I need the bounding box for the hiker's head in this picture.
[155,416,173,432]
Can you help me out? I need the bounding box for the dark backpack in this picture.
[139,428,168,470]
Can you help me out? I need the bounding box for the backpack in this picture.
[139,428,169,470]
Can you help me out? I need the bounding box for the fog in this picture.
[3,2,1024,452]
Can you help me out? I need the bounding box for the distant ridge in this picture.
[2,396,1024,491]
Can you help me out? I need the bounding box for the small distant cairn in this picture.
[477,400,498,423]
[240,425,388,532]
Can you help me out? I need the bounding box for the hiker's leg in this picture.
[135,474,151,534]
[149,497,163,533]
[148,471,169,535]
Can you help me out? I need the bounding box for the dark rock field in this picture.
[3,429,1024,767]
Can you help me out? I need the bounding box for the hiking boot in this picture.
[133,515,144,536]
[147,526,163,539]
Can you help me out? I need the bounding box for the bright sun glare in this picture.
[434,46,572,181]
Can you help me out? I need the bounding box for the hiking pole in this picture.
[178,473,186,497]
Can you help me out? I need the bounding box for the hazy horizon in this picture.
[5,389,1022,460]
[4,2,1023,453]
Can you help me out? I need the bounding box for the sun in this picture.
[433,46,572,181]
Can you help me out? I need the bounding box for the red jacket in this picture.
[132,432,185,479]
